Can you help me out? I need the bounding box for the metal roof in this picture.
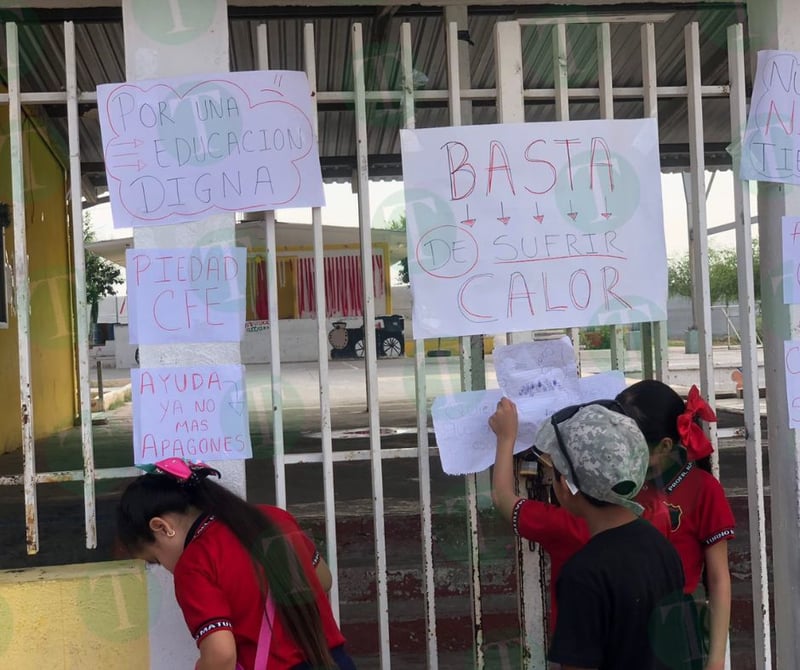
[0,3,747,200]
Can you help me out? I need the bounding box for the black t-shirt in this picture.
[550,519,704,670]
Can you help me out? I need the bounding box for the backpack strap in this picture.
[253,595,276,669]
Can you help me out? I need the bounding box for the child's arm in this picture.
[703,540,732,670]
[196,630,237,670]
[489,397,523,522]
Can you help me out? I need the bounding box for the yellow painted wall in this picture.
[0,111,76,454]
[0,561,149,668]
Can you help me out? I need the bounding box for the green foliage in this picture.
[580,326,612,350]
[667,240,760,305]
[386,214,409,284]
[84,213,123,323]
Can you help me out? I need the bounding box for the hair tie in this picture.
[139,458,221,485]
[676,385,717,460]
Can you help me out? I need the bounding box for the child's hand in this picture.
[489,397,519,443]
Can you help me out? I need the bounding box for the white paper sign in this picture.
[782,216,800,303]
[98,70,325,227]
[741,51,800,184]
[400,118,667,339]
[127,247,246,344]
[433,372,629,476]
[132,364,252,464]
[785,341,800,429]
[493,337,578,398]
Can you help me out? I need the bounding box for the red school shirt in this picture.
[511,495,671,630]
[173,505,345,670]
[636,456,736,594]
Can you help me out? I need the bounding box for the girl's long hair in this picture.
[117,474,335,669]
[616,379,712,473]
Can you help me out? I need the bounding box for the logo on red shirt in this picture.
[665,502,683,532]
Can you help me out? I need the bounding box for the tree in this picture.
[667,240,761,306]
[84,213,123,328]
[386,214,408,284]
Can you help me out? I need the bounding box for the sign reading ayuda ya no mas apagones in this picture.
[400,118,668,340]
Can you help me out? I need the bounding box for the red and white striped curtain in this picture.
[297,254,385,318]
[247,255,269,320]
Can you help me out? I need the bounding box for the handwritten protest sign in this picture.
[132,364,251,464]
[127,247,246,344]
[784,341,800,429]
[741,51,800,184]
[782,217,800,303]
[432,372,627,475]
[98,70,324,227]
[400,118,667,339]
[433,338,625,475]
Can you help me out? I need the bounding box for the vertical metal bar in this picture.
[641,22,669,380]
[7,22,39,555]
[65,21,97,549]
[494,20,548,669]
[552,23,581,372]
[352,23,391,668]
[727,22,772,670]
[405,21,438,669]
[257,24,287,508]
[597,23,626,373]
[553,23,569,121]
[304,21,340,619]
[685,22,718,470]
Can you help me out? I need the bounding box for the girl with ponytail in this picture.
[617,380,735,670]
[117,458,355,670]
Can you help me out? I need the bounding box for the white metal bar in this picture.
[352,23,391,669]
[551,23,582,371]
[596,22,626,373]
[0,84,731,108]
[727,22,772,670]
[553,23,570,132]
[641,22,669,380]
[685,22,718,470]
[0,91,98,104]
[303,21,341,620]
[65,21,97,550]
[518,12,673,26]
[256,25,287,509]
[7,22,39,555]
[405,20,439,670]
[494,20,547,669]
[283,446,439,465]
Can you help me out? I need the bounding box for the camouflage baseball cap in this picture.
[534,403,649,515]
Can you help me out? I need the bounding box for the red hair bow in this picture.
[677,385,717,460]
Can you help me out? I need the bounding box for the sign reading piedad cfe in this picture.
[98,70,325,227]
[126,246,246,345]
[400,118,667,339]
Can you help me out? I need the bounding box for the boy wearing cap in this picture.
[490,397,696,670]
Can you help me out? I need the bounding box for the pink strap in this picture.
[254,595,276,669]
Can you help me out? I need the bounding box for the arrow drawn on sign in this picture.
[601,197,612,220]
[461,204,476,227]
[112,159,147,172]
[567,200,578,221]
[497,201,511,225]
[222,380,246,416]
[534,202,544,224]
[110,138,143,149]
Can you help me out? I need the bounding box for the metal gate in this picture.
[1,7,770,670]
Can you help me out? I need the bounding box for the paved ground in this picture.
[0,345,771,669]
